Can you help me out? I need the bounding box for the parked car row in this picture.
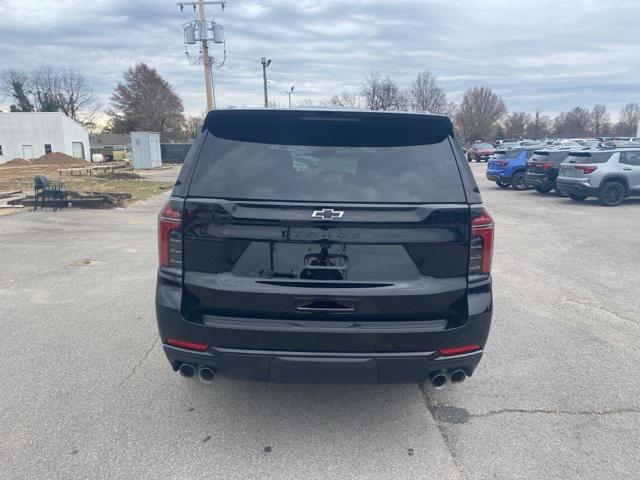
[468,137,639,163]
[485,145,640,206]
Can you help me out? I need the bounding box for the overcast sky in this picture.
[0,0,638,119]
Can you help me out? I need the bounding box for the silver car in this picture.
[556,148,640,206]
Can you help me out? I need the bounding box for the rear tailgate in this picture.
[178,110,475,345]
[182,199,470,324]
[529,151,570,173]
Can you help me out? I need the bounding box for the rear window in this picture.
[188,112,466,203]
[531,151,569,163]
[565,152,612,164]
[493,149,523,160]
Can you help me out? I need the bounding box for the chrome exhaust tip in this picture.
[197,366,215,384]
[449,369,467,384]
[178,363,196,378]
[430,371,448,389]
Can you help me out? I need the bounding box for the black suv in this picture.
[524,149,572,193]
[156,109,494,387]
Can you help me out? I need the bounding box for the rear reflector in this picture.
[166,338,208,352]
[439,344,481,356]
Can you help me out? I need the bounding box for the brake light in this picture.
[439,344,482,356]
[469,208,494,275]
[166,338,208,352]
[158,199,182,268]
[497,160,509,167]
[577,165,597,174]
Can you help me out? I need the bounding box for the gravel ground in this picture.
[0,162,638,479]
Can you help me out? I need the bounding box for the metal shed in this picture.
[130,132,162,169]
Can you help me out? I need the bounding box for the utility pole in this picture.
[261,57,271,108]
[285,85,295,108]
[198,0,214,110]
[178,1,226,111]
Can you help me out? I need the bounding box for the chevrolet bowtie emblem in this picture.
[311,208,344,220]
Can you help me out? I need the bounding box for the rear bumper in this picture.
[524,173,554,189]
[163,343,483,384]
[556,179,597,197]
[486,172,508,183]
[155,274,492,384]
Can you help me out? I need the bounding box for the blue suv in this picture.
[486,147,540,190]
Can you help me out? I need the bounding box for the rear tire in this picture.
[511,171,528,191]
[568,193,587,201]
[496,181,510,189]
[598,181,626,206]
[535,186,552,194]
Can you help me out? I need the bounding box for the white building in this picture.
[0,112,90,164]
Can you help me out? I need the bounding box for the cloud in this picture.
[0,0,638,119]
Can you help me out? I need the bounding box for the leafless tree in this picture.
[590,104,611,136]
[0,69,34,112]
[184,111,207,139]
[330,90,362,108]
[58,67,99,127]
[554,107,592,137]
[525,109,552,140]
[503,112,531,139]
[107,63,186,142]
[408,71,448,114]
[614,102,640,136]
[360,72,403,111]
[31,65,64,112]
[454,86,506,144]
[1,69,31,98]
[29,65,99,126]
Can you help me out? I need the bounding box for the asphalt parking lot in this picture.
[1,162,639,480]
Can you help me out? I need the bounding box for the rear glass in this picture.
[565,152,612,164]
[531,151,569,163]
[189,134,466,203]
[494,150,522,159]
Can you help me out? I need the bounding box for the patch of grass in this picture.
[0,175,172,204]
[63,178,173,202]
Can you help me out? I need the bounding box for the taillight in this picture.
[469,207,494,276]
[497,160,509,167]
[165,338,208,352]
[439,344,482,357]
[159,198,182,269]
[577,165,597,174]
[541,163,554,170]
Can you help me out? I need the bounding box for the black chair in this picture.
[33,175,67,211]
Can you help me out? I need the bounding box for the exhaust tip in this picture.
[179,363,196,378]
[449,369,466,384]
[198,366,215,384]
[430,371,447,389]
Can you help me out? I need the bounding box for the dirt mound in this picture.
[4,158,29,166]
[5,152,86,167]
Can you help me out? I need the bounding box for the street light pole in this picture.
[261,57,271,108]
[285,85,295,108]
